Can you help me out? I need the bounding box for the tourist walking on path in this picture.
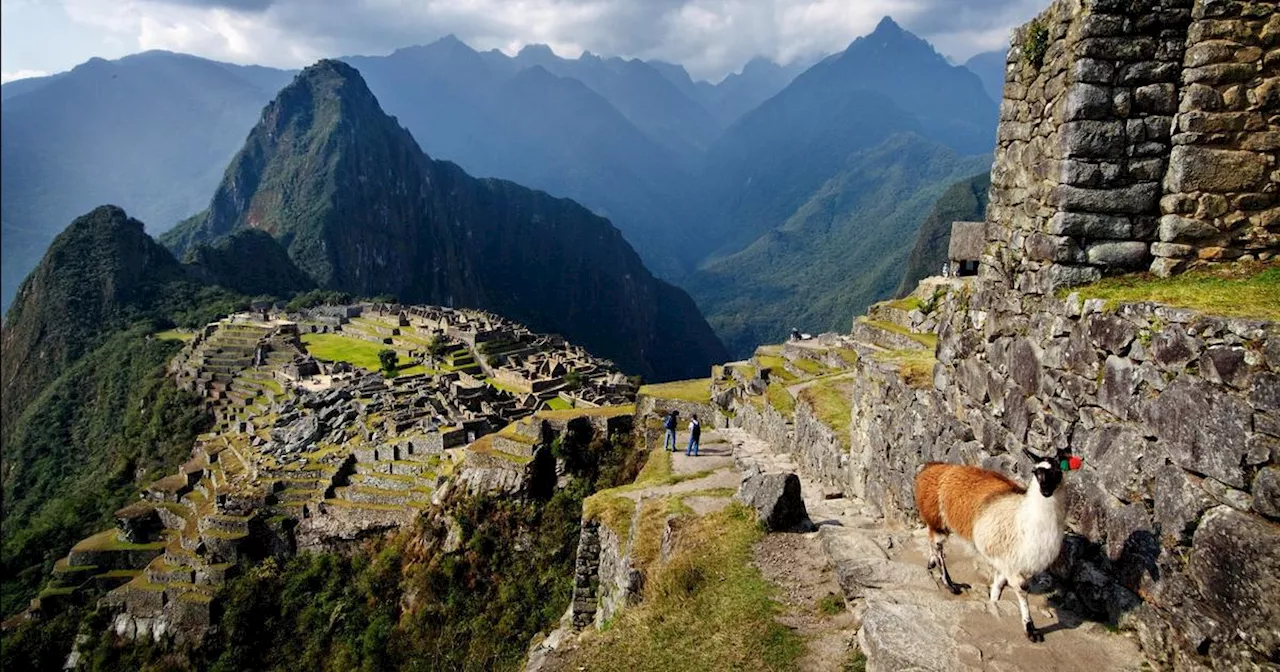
[686,414,701,457]
[663,410,680,452]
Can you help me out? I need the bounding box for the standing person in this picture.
[663,409,679,452]
[686,414,701,457]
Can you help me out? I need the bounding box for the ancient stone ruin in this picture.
[986,0,1277,294]
[23,304,638,644]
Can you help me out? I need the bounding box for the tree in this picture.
[564,370,583,390]
[378,349,398,376]
[427,335,449,359]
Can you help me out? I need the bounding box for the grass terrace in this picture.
[154,329,195,342]
[797,379,853,449]
[755,355,798,383]
[72,529,167,553]
[766,382,795,416]
[873,349,937,389]
[857,317,939,350]
[545,397,573,411]
[1066,261,1279,321]
[301,333,427,376]
[639,378,712,404]
[885,296,923,313]
[535,404,635,421]
[582,492,637,544]
[572,503,802,671]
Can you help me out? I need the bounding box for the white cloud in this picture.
[1,68,48,83]
[6,0,1048,81]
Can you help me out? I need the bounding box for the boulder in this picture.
[736,470,809,531]
[1188,506,1280,658]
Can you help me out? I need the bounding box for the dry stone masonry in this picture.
[986,0,1277,295]
[22,304,638,645]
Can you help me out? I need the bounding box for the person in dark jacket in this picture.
[663,409,679,452]
[685,414,701,457]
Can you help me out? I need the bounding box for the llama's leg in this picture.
[989,575,1007,603]
[1009,579,1042,642]
[926,529,942,570]
[928,532,969,594]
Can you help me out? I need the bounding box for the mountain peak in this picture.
[874,16,903,34]
[518,43,557,59]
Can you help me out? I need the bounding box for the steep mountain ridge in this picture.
[895,171,991,296]
[0,52,293,311]
[164,59,726,381]
[691,133,989,355]
[1,206,191,435]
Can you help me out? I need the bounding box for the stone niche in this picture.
[982,0,1278,292]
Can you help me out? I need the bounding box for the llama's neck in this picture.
[1015,486,1065,572]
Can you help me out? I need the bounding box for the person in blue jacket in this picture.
[663,409,679,452]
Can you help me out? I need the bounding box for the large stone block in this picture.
[1188,506,1280,659]
[1166,146,1269,192]
[1065,83,1116,120]
[1062,120,1127,159]
[1087,241,1150,267]
[1146,376,1252,487]
[736,470,809,531]
[1049,212,1132,237]
[1158,214,1220,243]
[1054,183,1160,214]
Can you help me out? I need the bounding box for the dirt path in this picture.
[754,532,861,671]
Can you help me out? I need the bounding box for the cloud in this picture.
[1,68,49,83]
[29,0,1047,81]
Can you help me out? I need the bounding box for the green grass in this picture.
[640,378,712,404]
[766,382,795,416]
[71,529,166,553]
[791,357,830,376]
[545,396,573,411]
[873,349,937,389]
[155,329,194,342]
[571,503,803,671]
[885,296,922,313]
[634,449,673,487]
[835,348,860,366]
[1067,262,1280,321]
[797,379,853,449]
[535,404,635,421]
[817,592,846,616]
[583,492,637,544]
[756,355,799,382]
[857,317,939,350]
[301,333,424,376]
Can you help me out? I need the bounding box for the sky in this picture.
[1,0,1047,84]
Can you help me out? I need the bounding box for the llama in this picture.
[914,448,1081,642]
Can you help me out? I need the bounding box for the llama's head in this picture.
[1023,448,1080,497]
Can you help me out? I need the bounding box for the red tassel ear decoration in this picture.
[1067,456,1083,471]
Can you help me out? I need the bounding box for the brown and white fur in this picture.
[914,449,1067,642]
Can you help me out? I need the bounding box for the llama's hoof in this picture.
[946,582,970,595]
[926,558,937,570]
[1025,623,1044,643]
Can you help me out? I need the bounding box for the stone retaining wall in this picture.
[832,280,1279,669]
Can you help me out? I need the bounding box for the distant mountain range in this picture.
[1,17,1005,356]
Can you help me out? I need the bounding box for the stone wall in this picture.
[1156,0,1280,273]
[985,0,1277,292]
[835,280,1279,669]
